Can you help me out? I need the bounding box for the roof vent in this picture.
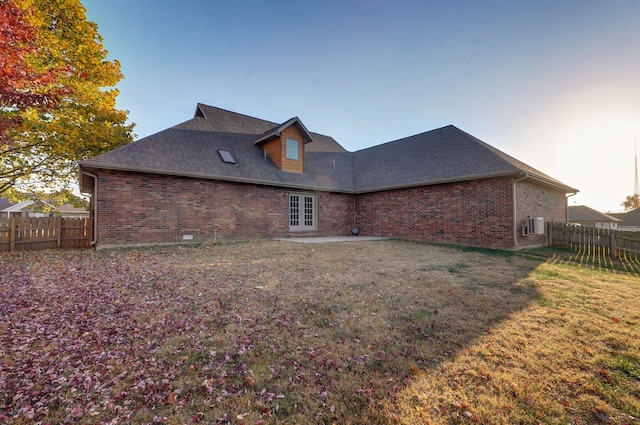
[218,149,237,164]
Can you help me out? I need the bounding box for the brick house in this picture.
[78,103,577,249]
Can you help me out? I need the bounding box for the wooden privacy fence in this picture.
[547,222,640,260]
[0,217,93,252]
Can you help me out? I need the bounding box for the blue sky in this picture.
[82,0,640,213]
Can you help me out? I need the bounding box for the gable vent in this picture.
[218,149,237,164]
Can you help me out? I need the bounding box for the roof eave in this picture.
[521,172,578,193]
[78,163,577,197]
[78,163,355,194]
[603,215,622,222]
[354,171,518,194]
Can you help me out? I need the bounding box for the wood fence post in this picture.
[547,222,553,247]
[56,217,62,248]
[610,229,617,258]
[8,217,15,252]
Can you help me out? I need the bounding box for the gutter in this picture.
[512,172,529,247]
[565,191,578,222]
[80,168,98,246]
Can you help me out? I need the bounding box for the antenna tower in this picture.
[636,142,639,196]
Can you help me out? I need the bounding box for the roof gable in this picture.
[1,198,54,213]
[79,104,577,194]
[253,117,314,146]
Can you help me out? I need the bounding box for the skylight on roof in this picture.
[218,149,237,164]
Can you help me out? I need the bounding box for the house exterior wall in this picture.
[355,177,515,248]
[94,170,354,248]
[92,171,568,249]
[514,180,568,247]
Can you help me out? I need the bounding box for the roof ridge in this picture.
[254,117,315,145]
[196,103,278,126]
[353,124,456,153]
[453,127,577,190]
[452,127,522,172]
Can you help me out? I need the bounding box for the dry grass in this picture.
[0,240,638,424]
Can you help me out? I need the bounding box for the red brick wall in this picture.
[95,170,354,247]
[514,180,567,247]
[355,177,515,248]
[93,171,567,249]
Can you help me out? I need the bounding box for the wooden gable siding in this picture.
[262,126,305,174]
[262,138,282,170]
[280,126,304,174]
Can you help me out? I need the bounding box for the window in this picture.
[289,193,316,231]
[218,149,237,164]
[285,138,299,160]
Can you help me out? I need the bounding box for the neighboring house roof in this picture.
[1,199,36,213]
[0,198,13,210]
[568,205,622,223]
[56,203,89,216]
[0,199,55,215]
[0,198,88,217]
[609,208,640,227]
[79,103,578,194]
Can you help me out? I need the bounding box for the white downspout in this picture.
[512,173,529,247]
[80,170,98,245]
[566,192,578,222]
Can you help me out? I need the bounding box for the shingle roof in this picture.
[0,199,54,213]
[568,205,621,223]
[253,117,314,145]
[79,103,577,194]
[609,208,640,227]
[0,198,13,210]
[80,106,354,192]
[193,104,343,152]
[352,125,574,192]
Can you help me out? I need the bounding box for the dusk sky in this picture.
[82,0,640,213]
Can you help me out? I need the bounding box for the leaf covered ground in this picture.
[0,240,638,424]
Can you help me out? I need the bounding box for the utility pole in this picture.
[635,141,639,197]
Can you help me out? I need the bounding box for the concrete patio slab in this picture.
[273,236,388,243]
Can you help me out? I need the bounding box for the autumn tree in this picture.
[621,193,640,212]
[0,0,62,134]
[0,0,134,198]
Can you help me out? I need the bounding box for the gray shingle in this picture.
[0,198,14,210]
[80,103,576,194]
[608,208,640,226]
[352,125,574,192]
[568,205,621,223]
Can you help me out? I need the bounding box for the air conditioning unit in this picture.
[535,217,545,235]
